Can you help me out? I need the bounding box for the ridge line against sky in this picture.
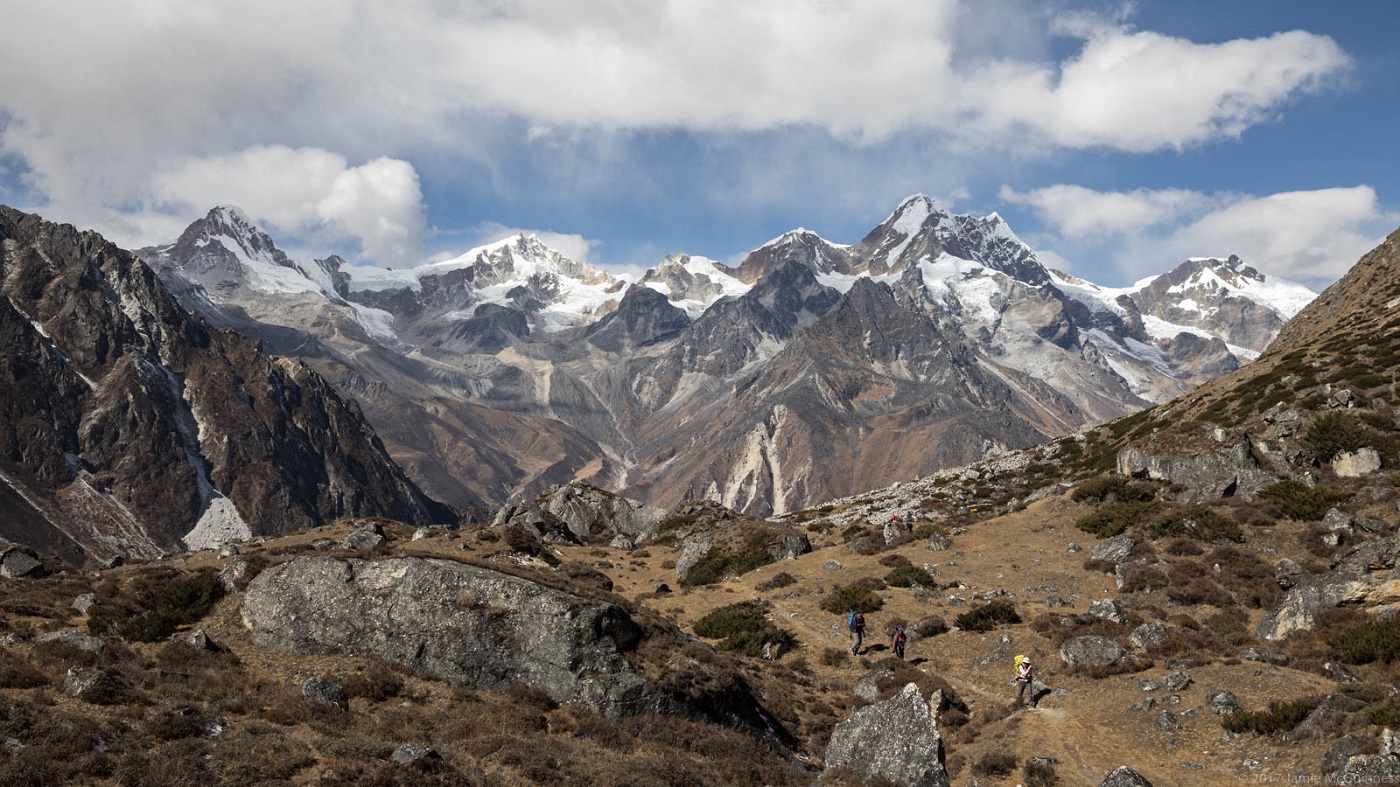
[1,0,1396,291]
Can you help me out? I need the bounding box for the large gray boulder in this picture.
[1257,534,1400,641]
[823,683,950,787]
[1060,635,1126,670]
[242,556,663,718]
[1117,437,1275,502]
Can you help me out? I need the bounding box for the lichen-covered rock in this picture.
[1206,691,1242,716]
[1333,448,1382,478]
[1275,558,1303,590]
[1128,623,1168,650]
[1257,535,1400,641]
[242,556,661,718]
[72,593,100,614]
[302,676,348,710]
[1089,599,1128,624]
[1099,765,1154,786]
[1091,534,1135,565]
[62,667,127,704]
[1060,635,1126,670]
[35,630,105,653]
[823,683,950,787]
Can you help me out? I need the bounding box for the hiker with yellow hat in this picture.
[1014,654,1035,707]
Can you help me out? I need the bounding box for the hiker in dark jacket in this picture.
[848,610,866,655]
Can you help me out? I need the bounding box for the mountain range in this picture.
[136,196,1315,517]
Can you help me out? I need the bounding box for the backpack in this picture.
[847,611,858,629]
[892,627,906,646]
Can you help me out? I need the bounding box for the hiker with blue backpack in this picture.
[847,610,866,655]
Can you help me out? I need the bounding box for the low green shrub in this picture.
[954,600,1020,632]
[1367,699,1400,727]
[88,570,223,642]
[680,533,774,587]
[1075,501,1155,538]
[1220,698,1319,734]
[820,584,884,615]
[884,565,936,588]
[1302,412,1370,462]
[1071,476,1154,505]
[692,600,798,658]
[1148,508,1242,543]
[1331,617,1400,665]
[1258,480,1349,521]
[756,571,797,592]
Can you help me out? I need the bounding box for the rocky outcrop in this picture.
[1257,534,1400,641]
[242,556,664,718]
[823,683,950,787]
[663,501,811,585]
[1117,437,1276,502]
[519,483,666,544]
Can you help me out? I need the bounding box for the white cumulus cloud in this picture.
[1005,183,1390,286]
[152,146,426,267]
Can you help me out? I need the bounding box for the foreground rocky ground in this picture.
[2,467,1395,786]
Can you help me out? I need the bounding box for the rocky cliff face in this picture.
[0,207,441,563]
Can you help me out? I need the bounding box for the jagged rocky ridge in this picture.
[0,207,443,564]
[139,197,1314,517]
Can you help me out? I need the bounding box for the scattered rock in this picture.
[72,594,100,614]
[1323,509,1354,532]
[883,517,911,545]
[1059,636,1126,670]
[61,667,127,704]
[0,547,45,579]
[391,745,442,765]
[218,556,249,592]
[1155,709,1183,731]
[341,526,385,551]
[1139,679,1160,692]
[1322,736,1361,778]
[1099,764,1155,786]
[823,560,843,571]
[183,629,214,651]
[1066,542,1083,554]
[1129,698,1156,712]
[1322,661,1362,684]
[1091,535,1135,565]
[35,630,105,654]
[1334,448,1381,478]
[822,683,950,787]
[852,667,896,704]
[926,532,952,551]
[1238,648,1288,665]
[411,528,431,542]
[1089,599,1128,624]
[973,634,1013,666]
[1274,558,1303,590]
[1206,691,1242,716]
[218,542,240,558]
[1129,623,1168,650]
[1163,672,1193,692]
[1,738,20,755]
[609,534,635,550]
[302,676,349,710]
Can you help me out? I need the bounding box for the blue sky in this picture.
[2,1,1397,291]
